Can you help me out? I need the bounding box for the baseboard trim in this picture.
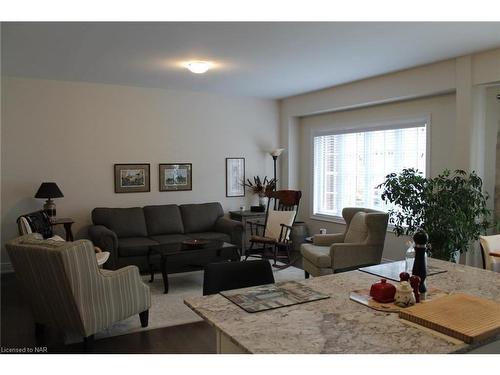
[1,262,14,274]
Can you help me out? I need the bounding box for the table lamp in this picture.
[35,182,64,221]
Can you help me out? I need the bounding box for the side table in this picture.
[50,218,75,241]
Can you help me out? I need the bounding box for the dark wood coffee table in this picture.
[147,240,240,294]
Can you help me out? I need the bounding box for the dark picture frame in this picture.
[114,163,150,193]
[159,163,192,191]
[226,157,245,197]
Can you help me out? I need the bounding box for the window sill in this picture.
[310,214,346,225]
[310,213,401,235]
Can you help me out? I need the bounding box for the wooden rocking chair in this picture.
[245,190,302,268]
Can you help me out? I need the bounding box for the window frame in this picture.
[309,115,432,224]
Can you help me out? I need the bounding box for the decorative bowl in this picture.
[182,239,209,249]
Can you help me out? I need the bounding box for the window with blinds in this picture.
[313,121,427,219]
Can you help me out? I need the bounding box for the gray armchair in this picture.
[6,234,151,346]
[300,207,389,277]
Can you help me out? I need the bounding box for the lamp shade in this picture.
[270,148,285,157]
[35,182,64,199]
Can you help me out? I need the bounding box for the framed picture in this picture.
[226,157,245,197]
[114,164,150,193]
[159,163,192,191]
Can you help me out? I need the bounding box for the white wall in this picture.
[1,77,279,272]
[298,94,456,260]
[280,59,457,190]
[488,86,500,215]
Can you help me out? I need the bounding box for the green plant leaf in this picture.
[377,168,491,261]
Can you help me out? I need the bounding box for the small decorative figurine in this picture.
[399,272,410,282]
[394,281,416,307]
[369,279,396,303]
[411,230,428,297]
[409,275,421,303]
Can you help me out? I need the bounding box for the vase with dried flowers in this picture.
[242,176,277,206]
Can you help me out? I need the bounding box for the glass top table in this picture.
[148,240,239,294]
[358,260,447,281]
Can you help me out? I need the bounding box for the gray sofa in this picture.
[89,202,243,272]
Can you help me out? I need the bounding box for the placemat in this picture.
[220,280,330,313]
[359,260,446,281]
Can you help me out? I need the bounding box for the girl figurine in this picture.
[394,281,416,307]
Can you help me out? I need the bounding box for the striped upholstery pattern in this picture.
[6,234,151,338]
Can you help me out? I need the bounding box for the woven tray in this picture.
[349,288,448,313]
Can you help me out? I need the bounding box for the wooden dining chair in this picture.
[479,235,500,272]
[203,260,275,295]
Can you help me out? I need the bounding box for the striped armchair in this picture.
[6,234,151,345]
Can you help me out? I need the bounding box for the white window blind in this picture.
[313,122,427,219]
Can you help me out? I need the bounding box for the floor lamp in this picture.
[270,148,285,190]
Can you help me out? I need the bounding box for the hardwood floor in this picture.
[0,273,216,354]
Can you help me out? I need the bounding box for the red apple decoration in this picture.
[369,279,396,303]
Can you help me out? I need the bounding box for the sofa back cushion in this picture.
[143,205,184,235]
[344,212,368,243]
[180,202,224,233]
[92,207,148,238]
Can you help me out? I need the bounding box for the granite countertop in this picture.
[184,259,500,354]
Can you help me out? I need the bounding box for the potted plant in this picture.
[242,176,277,206]
[377,168,491,261]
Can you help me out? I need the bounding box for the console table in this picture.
[229,210,266,255]
[184,259,500,353]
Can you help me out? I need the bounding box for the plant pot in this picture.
[430,246,460,263]
[290,221,309,253]
[259,196,268,207]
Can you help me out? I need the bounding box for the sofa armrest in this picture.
[313,233,345,246]
[88,225,119,269]
[329,243,383,271]
[215,217,244,248]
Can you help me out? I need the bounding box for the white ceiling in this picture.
[2,22,500,99]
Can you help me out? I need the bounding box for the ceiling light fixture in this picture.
[186,61,212,74]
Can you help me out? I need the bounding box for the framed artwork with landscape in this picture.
[114,163,150,193]
[159,163,192,191]
[226,157,245,197]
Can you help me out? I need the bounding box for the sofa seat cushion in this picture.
[180,203,224,233]
[300,243,332,268]
[149,234,191,245]
[118,237,159,257]
[188,232,231,243]
[143,205,184,235]
[92,207,148,238]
